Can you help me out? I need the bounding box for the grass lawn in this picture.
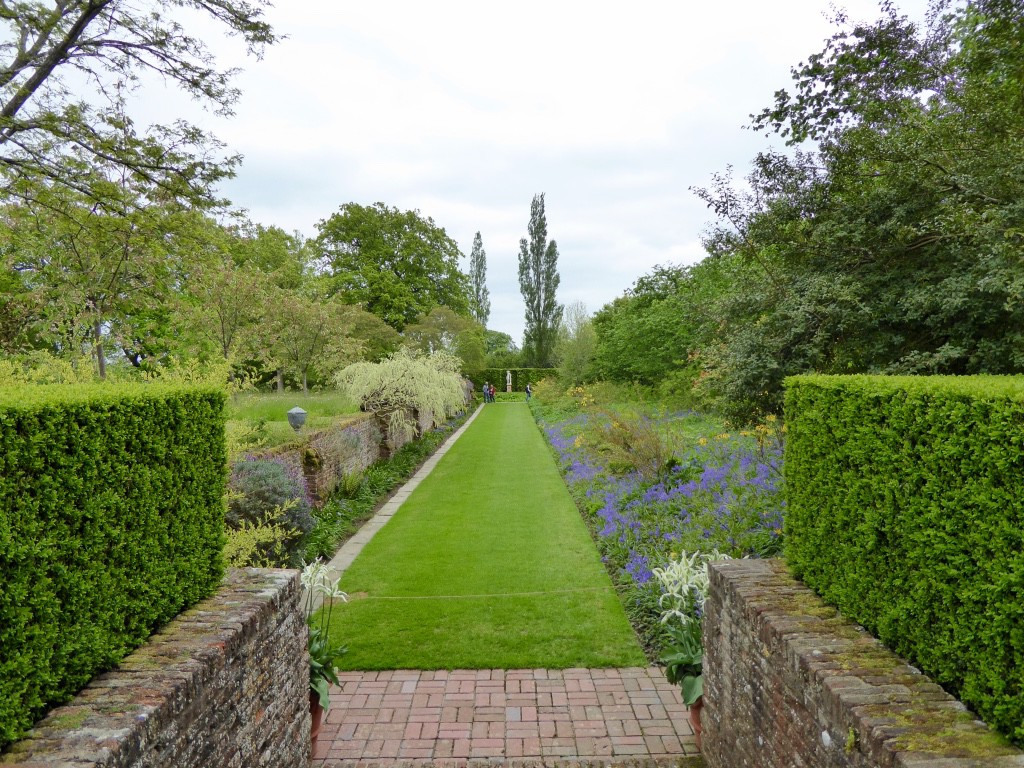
[322,403,646,669]
[225,390,360,453]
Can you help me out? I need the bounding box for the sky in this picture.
[163,0,932,346]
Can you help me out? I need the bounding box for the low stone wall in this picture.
[702,558,1023,768]
[299,414,382,503]
[2,569,309,768]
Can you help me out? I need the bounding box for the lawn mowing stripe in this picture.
[322,402,645,670]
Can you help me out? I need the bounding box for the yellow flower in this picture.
[697,437,708,446]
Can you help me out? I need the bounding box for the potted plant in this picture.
[652,550,730,750]
[301,560,349,746]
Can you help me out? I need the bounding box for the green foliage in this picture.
[586,3,1024,425]
[226,458,313,564]
[336,347,468,442]
[404,307,486,373]
[468,231,490,326]
[591,265,699,390]
[784,374,1024,746]
[0,383,226,749]
[554,301,597,387]
[483,330,522,369]
[518,193,563,368]
[0,1,277,208]
[222,509,299,568]
[314,202,470,331]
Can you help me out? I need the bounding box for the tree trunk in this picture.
[94,319,106,379]
[302,369,308,393]
[277,368,284,392]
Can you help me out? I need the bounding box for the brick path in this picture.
[311,667,700,767]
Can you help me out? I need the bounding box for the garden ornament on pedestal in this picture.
[287,406,307,432]
[653,550,731,751]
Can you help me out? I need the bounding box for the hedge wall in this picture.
[468,368,551,392]
[0,383,227,749]
[784,374,1024,746]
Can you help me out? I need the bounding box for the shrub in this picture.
[784,374,1024,746]
[223,508,299,567]
[0,383,225,749]
[227,457,313,565]
[336,348,466,443]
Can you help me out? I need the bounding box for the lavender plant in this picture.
[536,399,784,653]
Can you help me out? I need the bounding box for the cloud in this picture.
[159,0,933,343]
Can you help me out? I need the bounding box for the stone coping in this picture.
[705,559,1023,768]
[2,568,306,768]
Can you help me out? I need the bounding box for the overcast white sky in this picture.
[178,0,932,345]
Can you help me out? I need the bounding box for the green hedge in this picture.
[0,383,227,749]
[784,374,1024,745]
[469,368,551,393]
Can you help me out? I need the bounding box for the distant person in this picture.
[489,383,496,402]
[525,383,532,401]
[482,381,490,403]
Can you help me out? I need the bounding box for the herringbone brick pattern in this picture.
[312,667,699,766]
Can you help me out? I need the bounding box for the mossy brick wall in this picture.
[258,409,437,503]
[702,559,1024,768]
[1,569,309,768]
[262,413,383,504]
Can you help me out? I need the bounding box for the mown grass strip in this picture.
[323,403,645,669]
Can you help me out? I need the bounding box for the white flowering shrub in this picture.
[335,347,466,442]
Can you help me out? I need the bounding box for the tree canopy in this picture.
[0,0,277,207]
[314,202,470,332]
[518,193,562,367]
[591,0,1024,423]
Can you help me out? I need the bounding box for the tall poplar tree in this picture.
[517,193,562,367]
[468,231,490,326]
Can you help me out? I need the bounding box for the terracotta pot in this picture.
[688,695,703,751]
[309,690,324,747]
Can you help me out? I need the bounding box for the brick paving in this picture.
[311,667,700,767]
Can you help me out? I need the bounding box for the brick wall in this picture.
[2,569,309,768]
[262,414,382,504]
[300,414,382,503]
[702,559,1023,768]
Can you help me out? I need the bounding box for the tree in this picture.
[554,301,597,386]
[178,257,272,368]
[685,0,1024,422]
[518,193,562,367]
[1,170,189,377]
[404,307,485,373]
[0,1,276,207]
[467,231,490,326]
[484,329,521,368]
[336,347,466,445]
[314,202,470,331]
[269,294,361,392]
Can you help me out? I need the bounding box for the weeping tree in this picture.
[335,348,466,448]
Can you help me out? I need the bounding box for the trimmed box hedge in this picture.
[783,374,1024,746]
[0,383,227,749]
